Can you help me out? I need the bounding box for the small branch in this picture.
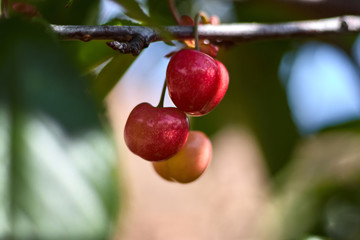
[51,15,360,53]
[51,24,159,42]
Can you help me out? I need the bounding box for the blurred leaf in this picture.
[28,0,100,25]
[321,119,360,134]
[147,0,177,45]
[173,0,193,17]
[148,0,176,25]
[76,40,116,71]
[65,0,74,8]
[92,53,136,101]
[112,0,150,23]
[0,18,120,239]
[61,40,117,73]
[233,1,316,23]
[273,131,360,240]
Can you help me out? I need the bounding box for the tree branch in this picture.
[51,15,360,53]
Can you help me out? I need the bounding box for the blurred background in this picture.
[1,0,360,239]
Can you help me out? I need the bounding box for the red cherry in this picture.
[124,103,189,161]
[166,49,221,116]
[152,131,212,183]
[204,60,229,113]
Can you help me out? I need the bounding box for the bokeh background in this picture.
[1,0,360,239]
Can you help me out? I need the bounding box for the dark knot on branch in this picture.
[106,35,149,56]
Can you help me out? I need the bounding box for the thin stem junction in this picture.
[157,80,167,108]
[194,12,201,51]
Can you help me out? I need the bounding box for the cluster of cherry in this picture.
[124,48,229,183]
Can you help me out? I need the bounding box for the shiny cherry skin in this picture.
[124,102,189,161]
[166,49,222,116]
[152,131,212,183]
[204,60,229,113]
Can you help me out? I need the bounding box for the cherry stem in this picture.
[157,79,167,108]
[194,12,201,51]
[168,0,180,25]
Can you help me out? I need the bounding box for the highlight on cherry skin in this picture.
[124,102,189,161]
[152,130,212,183]
[166,49,229,116]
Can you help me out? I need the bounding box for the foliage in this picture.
[1,0,360,239]
[0,3,119,239]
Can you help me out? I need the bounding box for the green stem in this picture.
[157,79,167,108]
[194,12,201,51]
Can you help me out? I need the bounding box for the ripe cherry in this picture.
[166,49,228,116]
[205,60,229,112]
[152,131,212,183]
[124,102,189,161]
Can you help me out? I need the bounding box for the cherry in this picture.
[205,59,229,113]
[152,131,212,183]
[124,102,189,161]
[166,49,219,116]
[166,49,228,116]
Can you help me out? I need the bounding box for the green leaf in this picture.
[31,0,100,25]
[65,0,74,8]
[61,40,117,73]
[92,53,136,101]
[0,18,120,239]
[273,131,360,239]
[321,119,360,134]
[148,0,176,25]
[112,0,150,24]
[76,40,116,71]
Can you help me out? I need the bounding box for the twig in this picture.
[51,15,360,53]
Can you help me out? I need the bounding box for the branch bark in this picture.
[51,15,360,53]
